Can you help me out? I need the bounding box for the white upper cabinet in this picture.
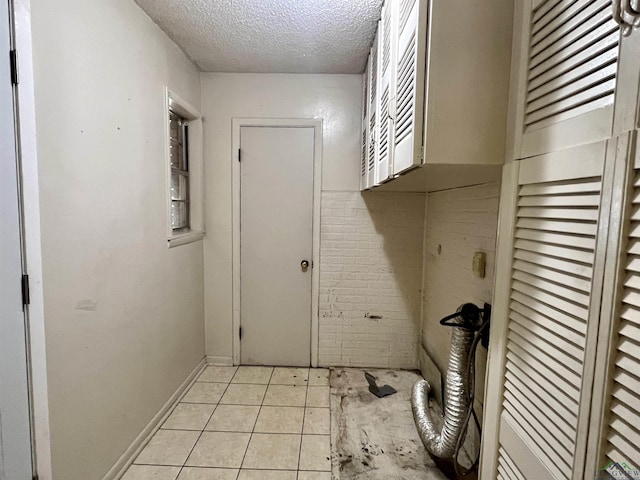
[367,28,380,189]
[360,0,513,192]
[376,0,397,184]
[361,59,370,190]
[511,0,622,159]
[360,29,380,190]
[391,0,428,176]
[422,0,513,166]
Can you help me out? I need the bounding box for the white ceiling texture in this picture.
[135,0,384,74]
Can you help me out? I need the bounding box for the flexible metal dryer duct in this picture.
[411,304,477,459]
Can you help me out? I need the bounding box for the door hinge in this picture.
[33,475,39,480]
[21,274,30,307]
[10,49,18,85]
[238,148,241,162]
[239,327,243,340]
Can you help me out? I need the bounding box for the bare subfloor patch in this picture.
[330,368,448,480]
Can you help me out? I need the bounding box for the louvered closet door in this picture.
[587,132,640,477]
[484,140,612,480]
[367,29,379,188]
[376,0,396,185]
[391,0,427,175]
[361,60,370,191]
[517,0,621,158]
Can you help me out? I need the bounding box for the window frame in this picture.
[169,109,190,232]
[165,88,204,248]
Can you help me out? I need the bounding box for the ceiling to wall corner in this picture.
[134,0,383,74]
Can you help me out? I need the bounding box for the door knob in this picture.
[301,260,310,270]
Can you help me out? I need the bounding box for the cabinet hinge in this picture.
[239,327,243,340]
[21,274,30,307]
[238,148,241,162]
[10,49,18,85]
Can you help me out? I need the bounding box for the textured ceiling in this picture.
[135,0,383,74]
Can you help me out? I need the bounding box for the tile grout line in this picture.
[296,370,310,478]
[235,366,275,479]
[329,367,333,480]
[175,366,237,480]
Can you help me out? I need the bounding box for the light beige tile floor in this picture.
[124,366,331,480]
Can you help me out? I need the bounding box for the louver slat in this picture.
[501,171,601,480]
[523,0,620,133]
[361,61,369,187]
[379,87,390,163]
[367,35,378,178]
[604,170,640,471]
[395,33,416,144]
[391,0,425,176]
[498,448,527,480]
[399,0,414,33]
[376,1,393,185]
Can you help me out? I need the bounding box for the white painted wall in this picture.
[29,1,204,479]
[421,182,500,423]
[202,74,423,368]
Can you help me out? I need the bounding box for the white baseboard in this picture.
[101,358,207,480]
[206,355,234,366]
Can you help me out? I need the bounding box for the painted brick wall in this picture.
[421,182,500,425]
[319,191,425,368]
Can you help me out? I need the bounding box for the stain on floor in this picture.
[329,368,449,480]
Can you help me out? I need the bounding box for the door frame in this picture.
[7,0,53,477]
[231,118,323,367]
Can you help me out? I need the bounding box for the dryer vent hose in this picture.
[412,303,490,476]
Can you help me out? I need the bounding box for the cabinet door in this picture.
[361,60,370,191]
[481,140,617,480]
[376,0,396,185]
[367,29,379,188]
[512,0,621,159]
[613,15,640,135]
[391,0,428,175]
[586,131,640,478]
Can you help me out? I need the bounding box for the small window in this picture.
[166,88,203,248]
[169,110,190,231]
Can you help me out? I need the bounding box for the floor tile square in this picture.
[134,430,200,466]
[308,368,330,386]
[237,470,297,480]
[303,408,330,435]
[162,403,215,431]
[299,435,331,471]
[242,433,301,470]
[205,405,260,432]
[254,406,304,434]
[185,432,250,468]
[306,386,330,408]
[263,385,307,407]
[219,384,267,405]
[231,366,274,384]
[270,367,309,385]
[297,472,332,480]
[177,467,239,479]
[198,366,237,383]
[121,465,181,480]
[182,382,227,404]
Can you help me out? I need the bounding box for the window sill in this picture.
[168,231,204,248]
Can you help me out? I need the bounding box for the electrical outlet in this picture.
[472,251,486,278]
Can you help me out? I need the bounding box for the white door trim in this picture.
[231,118,323,367]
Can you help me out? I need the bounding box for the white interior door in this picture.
[0,1,33,478]
[240,126,314,366]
